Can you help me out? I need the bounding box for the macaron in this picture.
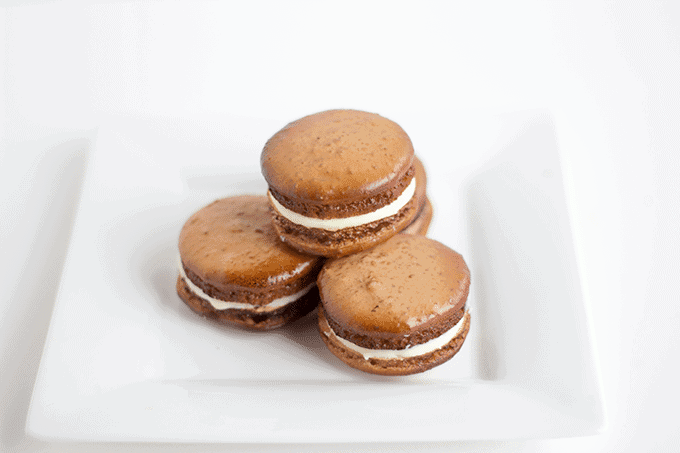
[261,109,424,257]
[176,195,324,330]
[317,234,471,375]
[402,196,432,236]
[402,156,432,236]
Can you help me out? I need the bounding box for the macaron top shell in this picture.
[178,195,321,294]
[261,109,414,204]
[318,234,470,347]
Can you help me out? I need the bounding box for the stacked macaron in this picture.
[261,109,430,257]
[176,109,469,375]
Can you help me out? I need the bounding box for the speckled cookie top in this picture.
[261,109,415,204]
[178,195,322,292]
[318,234,470,337]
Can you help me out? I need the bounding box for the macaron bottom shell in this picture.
[176,276,320,331]
[270,195,420,257]
[318,307,471,376]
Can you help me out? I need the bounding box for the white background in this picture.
[1,1,678,452]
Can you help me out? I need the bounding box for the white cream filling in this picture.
[268,177,416,232]
[324,310,469,360]
[178,257,314,312]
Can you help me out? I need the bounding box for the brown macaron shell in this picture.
[319,308,470,376]
[261,110,422,257]
[401,196,433,236]
[317,234,471,375]
[177,276,320,330]
[177,195,324,330]
[261,109,415,216]
[268,198,420,258]
[402,156,432,236]
[412,155,428,212]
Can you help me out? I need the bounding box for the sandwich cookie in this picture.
[402,197,432,236]
[317,234,471,375]
[402,156,432,236]
[176,195,324,330]
[261,109,424,257]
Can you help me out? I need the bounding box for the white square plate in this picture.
[26,111,604,443]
